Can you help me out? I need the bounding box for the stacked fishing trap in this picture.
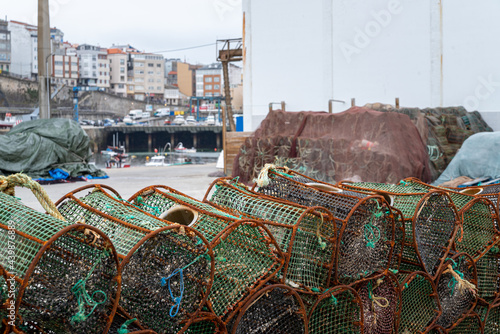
[2,165,500,334]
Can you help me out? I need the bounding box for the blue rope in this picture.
[161,269,184,317]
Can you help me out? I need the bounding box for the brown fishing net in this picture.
[229,284,307,334]
[308,286,364,334]
[434,253,478,330]
[353,272,401,334]
[251,166,399,282]
[398,272,441,333]
[0,192,120,334]
[204,177,336,293]
[233,108,431,185]
[338,181,459,278]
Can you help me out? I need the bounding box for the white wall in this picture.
[243,0,500,131]
[8,22,33,77]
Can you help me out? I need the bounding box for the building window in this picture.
[128,85,134,90]
[120,67,125,73]
[148,63,154,67]
[205,84,212,90]
[120,75,125,81]
[118,84,124,88]
[157,86,161,90]
[156,63,161,67]
[214,84,220,90]
[148,71,154,75]
[135,70,144,74]
[205,77,212,83]
[120,59,125,65]
[136,62,144,67]
[214,76,220,82]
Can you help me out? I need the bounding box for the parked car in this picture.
[164,119,172,125]
[103,119,113,127]
[94,120,104,127]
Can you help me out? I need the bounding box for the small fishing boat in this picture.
[174,142,197,153]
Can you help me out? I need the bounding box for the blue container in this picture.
[235,115,243,132]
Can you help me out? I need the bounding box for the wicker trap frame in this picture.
[57,185,285,328]
[433,253,478,330]
[481,296,500,334]
[351,271,401,334]
[397,271,441,334]
[203,177,337,293]
[127,185,287,322]
[308,285,364,334]
[474,245,500,302]
[228,284,308,334]
[0,191,120,334]
[56,185,216,333]
[450,182,500,212]
[252,166,400,282]
[338,181,460,278]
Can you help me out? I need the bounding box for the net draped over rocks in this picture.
[232,108,431,185]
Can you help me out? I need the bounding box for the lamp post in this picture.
[45,52,54,117]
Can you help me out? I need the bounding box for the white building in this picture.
[243,0,500,131]
[108,48,128,97]
[8,21,38,78]
[127,53,165,101]
[76,44,110,88]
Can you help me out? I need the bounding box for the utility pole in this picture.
[38,0,51,119]
[217,38,242,132]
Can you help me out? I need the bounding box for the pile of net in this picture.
[2,166,500,333]
[0,118,107,181]
[233,107,431,185]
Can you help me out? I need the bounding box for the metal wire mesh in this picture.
[128,186,286,321]
[484,300,500,334]
[354,272,401,334]
[446,313,483,334]
[398,272,441,334]
[434,253,478,330]
[474,243,500,300]
[56,185,170,257]
[119,226,213,334]
[229,284,307,334]
[455,198,500,259]
[339,182,459,278]
[204,178,336,292]
[252,167,398,283]
[0,192,120,334]
[308,286,363,334]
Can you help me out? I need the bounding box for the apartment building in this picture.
[8,21,38,78]
[177,62,202,97]
[76,44,109,88]
[50,54,79,86]
[195,63,242,97]
[0,19,11,73]
[127,53,164,101]
[108,48,128,97]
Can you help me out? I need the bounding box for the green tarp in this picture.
[0,118,106,179]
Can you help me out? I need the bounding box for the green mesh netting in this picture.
[355,273,400,334]
[484,302,500,334]
[434,254,477,329]
[475,246,500,300]
[398,272,440,334]
[253,167,397,283]
[0,192,119,334]
[128,186,286,320]
[339,182,458,277]
[119,227,212,334]
[446,313,483,334]
[230,285,307,334]
[206,178,336,292]
[308,286,363,334]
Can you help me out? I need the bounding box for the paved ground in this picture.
[15,163,224,212]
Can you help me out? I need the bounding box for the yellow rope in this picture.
[254,164,290,187]
[443,264,477,296]
[0,173,66,221]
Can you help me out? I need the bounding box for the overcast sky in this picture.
[2,0,243,64]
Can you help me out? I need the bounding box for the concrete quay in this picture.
[15,163,223,212]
